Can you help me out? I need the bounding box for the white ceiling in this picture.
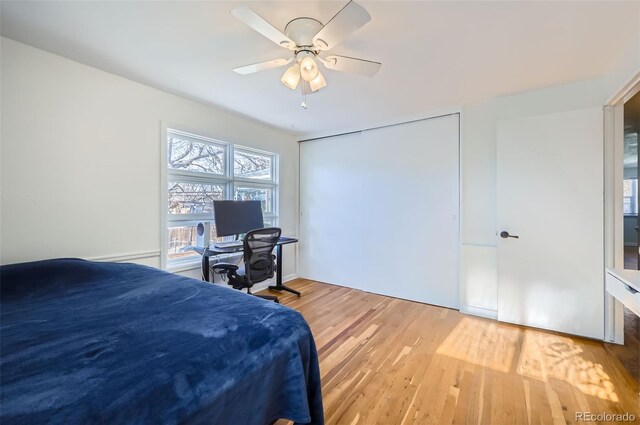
[1,1,639,138]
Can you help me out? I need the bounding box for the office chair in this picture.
[210,227,281,303]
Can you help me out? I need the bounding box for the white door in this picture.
[497,108,604,339]
[299,114,460,308]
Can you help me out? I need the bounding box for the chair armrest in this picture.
[210,263,239,272]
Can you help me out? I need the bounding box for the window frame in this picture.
[623,178,638,216]
[161,126,279,270]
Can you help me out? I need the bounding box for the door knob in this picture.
[500,231,519,239]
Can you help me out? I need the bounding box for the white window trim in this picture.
[161,124,279,271]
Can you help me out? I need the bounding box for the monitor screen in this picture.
[213,200,264,237]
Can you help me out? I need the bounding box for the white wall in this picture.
[605,17,640,100]
[460,78,610,317]
[0,38,299,278]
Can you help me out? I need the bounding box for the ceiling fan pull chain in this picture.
[301,82,309,109]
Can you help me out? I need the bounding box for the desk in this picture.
[193,237,300,296]
[606,268,640,317]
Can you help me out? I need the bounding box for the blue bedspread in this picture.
[0,259,323,425]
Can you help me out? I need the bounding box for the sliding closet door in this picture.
[299,114,460,308]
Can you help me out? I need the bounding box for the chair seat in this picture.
[209,263,244,276]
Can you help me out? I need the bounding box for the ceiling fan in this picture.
[231,1,381,95]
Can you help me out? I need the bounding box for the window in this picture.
[168,134,225,175]
[164,129,278,268]
[623,179,638,215]
[234,149,273,180]
[168,181,224,215]
[234,184,275,214]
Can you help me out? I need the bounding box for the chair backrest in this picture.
[243,227,281,285]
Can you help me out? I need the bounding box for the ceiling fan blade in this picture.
[233,58,293,75]
[231,6,296,50]
[320,55,381,77]
[312,1,371,51]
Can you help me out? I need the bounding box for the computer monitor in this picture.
[213,200,264,237]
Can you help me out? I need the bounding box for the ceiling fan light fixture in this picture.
[231,2,381,102]
[309,70,327,92]
[299,56,319,82]
[281,63,300,90]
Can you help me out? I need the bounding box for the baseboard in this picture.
[251,281,271,292]
[283,273,298,283]
[252,273,298,293]
[459,305,498,320]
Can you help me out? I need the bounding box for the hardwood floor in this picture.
[605,308,640,385]
[261,279,640,425]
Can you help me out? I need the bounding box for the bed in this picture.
[0,258,323,425]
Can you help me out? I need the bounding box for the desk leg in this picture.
[203,255,210,282]
[269,244,300,296]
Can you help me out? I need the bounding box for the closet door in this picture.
[496,108,604,338]
[299,114,460,308]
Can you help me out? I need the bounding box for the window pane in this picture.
[623,179,639,215]
[624,198,632,214]
[168,135,225,175]
[167,223,224,263]
[624,179,633,197]
[234,186,274,214]
[167,225,201,262]
[234,150,273,180]
[168,182,224,215]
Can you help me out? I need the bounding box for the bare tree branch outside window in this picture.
[234,150,272,179]
[168,182,224,214]
[168,137,225,174]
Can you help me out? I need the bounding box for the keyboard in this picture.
[213,240,243,249]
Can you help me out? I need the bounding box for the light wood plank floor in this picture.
[624,246,638,270]
[261,279,640,425]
